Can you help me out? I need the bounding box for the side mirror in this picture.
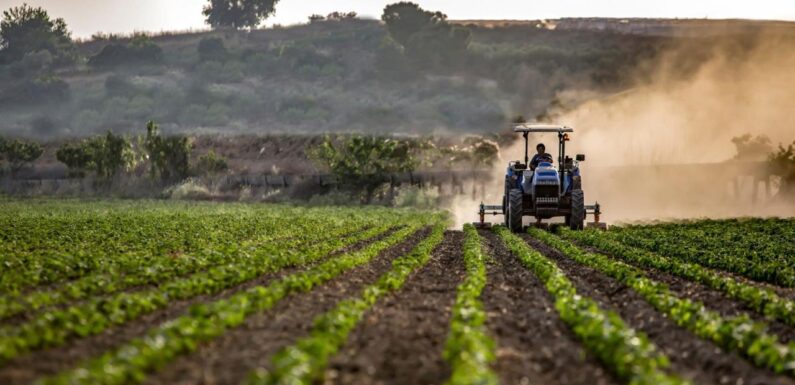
[576,154,586,161]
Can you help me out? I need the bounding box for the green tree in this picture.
[144,121,192,181]
[56,131,135,178]
[203,0,279,30]
[1,138,43,174]
[0,3,72,64]
[309,135,419,202]
[769,142,795,196]
[732,134,773,161]
[56,142,92,177]
[380,2,470,68]
[381,2,446,47]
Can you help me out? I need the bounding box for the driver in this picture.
[530,143,553,170]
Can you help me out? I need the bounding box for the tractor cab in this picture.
[476,123,605,232]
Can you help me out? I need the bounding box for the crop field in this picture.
[0,200,794,385]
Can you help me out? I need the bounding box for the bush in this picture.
[196,150,228,175]
[308,134,419,202]
[88,35,162,68]
[0,75,69,105]
[55,131,135,178]
[197,37,227,62]
[144,121,192,182]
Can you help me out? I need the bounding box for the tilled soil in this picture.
[523,235,795,385]
[0,227,400,385]
[481,231,619,385]
[324,231,464,385]
[143,227,432,385]
[579,244,795,344]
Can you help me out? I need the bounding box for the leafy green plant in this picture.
[531,227,795,376]
[248,219,448,385]
[0,218,409,363]
[562,228,795,327]
[608,219,795,287]
[497,227,688,385]
[443,224,498,385]
[35,219,434,385]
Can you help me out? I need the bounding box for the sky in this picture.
[1,0,794,38]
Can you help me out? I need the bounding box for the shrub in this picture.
[308,134,419,202]
[196,150,228,175]
[144,121,192,182]
[0,75,69,105]
[197,37,227,62]
[88,34,162,68]
[55,131,135,178]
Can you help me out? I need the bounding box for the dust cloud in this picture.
[450,29,795,228]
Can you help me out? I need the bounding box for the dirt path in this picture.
[580,244,795,344]
[524,235,795,385]
[481,231,619,385]
[0,228,399,385]
[143,227,431,385]
[324,231,464,385]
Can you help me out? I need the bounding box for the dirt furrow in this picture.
[579,243,795,344]
[142,227,431,385]
[481,231,619,385]
[523,235,795,385]
[324,230,464,385]
[0,227,399,385]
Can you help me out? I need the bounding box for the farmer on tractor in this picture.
[530,143,553,170]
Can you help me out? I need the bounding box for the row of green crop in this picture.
[0,220,373,321]
[608,218,795,287]
[37,219,441,385]
[496,227,688,385]
[562,228,795,327]
[0,218,408,364]
[245,221,447,385]
[0,202,407,294]
[442,224,498,385]
[0,204,324,293]
[530,228,795,376]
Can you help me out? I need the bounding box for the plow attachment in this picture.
[473,202,607,229]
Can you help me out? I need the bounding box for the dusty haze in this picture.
[452,30,795,227]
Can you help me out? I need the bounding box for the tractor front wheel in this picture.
[508,189,523,233]
[569,189,585,230]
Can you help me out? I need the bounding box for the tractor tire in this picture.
[570,189,585,230]
[508,189,523,233]
[502,195,509,226]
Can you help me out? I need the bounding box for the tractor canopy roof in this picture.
[513,123,574,133]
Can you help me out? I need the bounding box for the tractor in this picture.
[476,124,604,232]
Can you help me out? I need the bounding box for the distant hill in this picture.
[1,17,792,139]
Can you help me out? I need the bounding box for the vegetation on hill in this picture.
[0,1,686,138]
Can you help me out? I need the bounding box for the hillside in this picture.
[2,17,794,141]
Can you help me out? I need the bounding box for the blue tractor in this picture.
[477,124,604,232]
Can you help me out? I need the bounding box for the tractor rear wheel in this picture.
[502,195,509,226]
[570,189,585,230]
[508,189,523,233]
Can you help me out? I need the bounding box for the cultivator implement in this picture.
[474,201,607,229]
